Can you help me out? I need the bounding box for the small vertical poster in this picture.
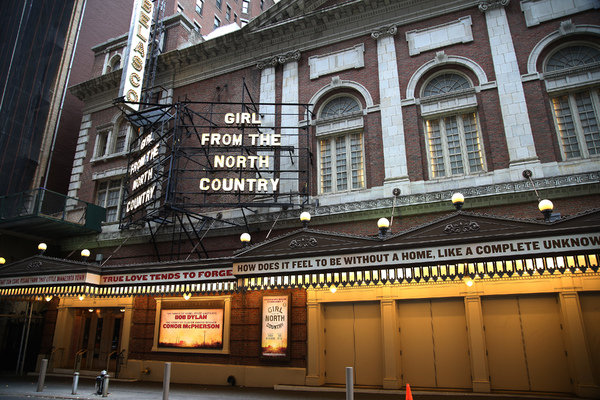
[261,294,290,360]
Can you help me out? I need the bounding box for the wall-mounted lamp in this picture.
[377,217,390,238]
[0,257,5,265]
[183,293,191,300]
[240,232,251,247]
[38,243,47,255]
[464,277,474,287]
[538,199,554,222]
[45,295,53,302]
[81,249,91,261]
[78,295,85,301]
[300,211,311,228]
[329,284,337,294]
[451,193,464,211]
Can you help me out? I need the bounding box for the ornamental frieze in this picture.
[289,237,318,248]
[256,50,301,69]
[444,221,481,235]
[478,0,510,12]
[371,25,397,39]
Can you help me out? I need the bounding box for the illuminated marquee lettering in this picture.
[199,178,280,192]
[119,0,154,111]
[126,185,156,212]
[224,113,262,125]
[213,155,269,169]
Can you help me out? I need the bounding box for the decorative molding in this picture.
[434,51,449,64]
[444,221,481,234]
[289,237,318,248]
[478,0,510,12]
[371,25,397,39]
[559,19,577,35]
[256,50,301,69]
[406,17,473,56]
[520,0,600,27]
[308,44,364,80]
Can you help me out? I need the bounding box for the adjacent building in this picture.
[1,0,599,397]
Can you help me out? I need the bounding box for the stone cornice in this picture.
[61,171,600,251]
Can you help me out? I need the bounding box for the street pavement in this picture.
[0,374,586,400]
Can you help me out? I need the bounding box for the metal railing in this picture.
[0,187,105,231]
[74,349,88,372]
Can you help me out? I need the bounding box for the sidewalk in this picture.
[0,374,584,400]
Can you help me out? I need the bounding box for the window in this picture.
[177,3,184,13]
[214,16,221,30]
[546,44,600,160]
[106,55,121,74]
[242,0,249,14]
[317,96,365,194]
[94,120,132,159]
[260,0,264,10]
[422,73,485,178]
[226,5,231,20]
[195,0,203,15]
[97,179,125,223]
[426,113,484,178]
[193,21,201,32]
[96,131,110,158]
[233,13,237,22]
[216,0,222,10]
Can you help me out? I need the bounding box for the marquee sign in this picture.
[119,0,154,111]
[121,100,312,228]
[233,233,600,276]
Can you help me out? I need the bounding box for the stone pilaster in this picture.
[479,0,539,170]
[372,26,410,192]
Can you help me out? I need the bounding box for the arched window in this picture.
[320,96,361,118]
[106,55,121,74]
[421,73,485,178]
[546,45,600,72]
[316,96,365,194]
[546,44,600,160]
[423,73,470,97]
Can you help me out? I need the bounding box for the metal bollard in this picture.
[102,374,110,397]
[72,372,80,395]
[346,366,354,400]
[36,359,48,392]
[162,362,171,400]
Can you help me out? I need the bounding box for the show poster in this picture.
[158,308,223,349]
[261,295,290,359]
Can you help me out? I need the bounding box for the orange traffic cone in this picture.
[406,383,413,400]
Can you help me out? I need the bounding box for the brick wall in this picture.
[129,289,306,368]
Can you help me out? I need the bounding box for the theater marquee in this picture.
[233,233,600,275]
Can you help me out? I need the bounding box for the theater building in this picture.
[1,0,600,397]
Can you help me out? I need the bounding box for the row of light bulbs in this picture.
[0,194,554,263]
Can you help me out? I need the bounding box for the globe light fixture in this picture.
[300,211,311,228]
[451,193,465,211]
[38,243,47,255]
[81,249,91,260]
[240,232,251,247]
[538,199,554,222]
[377,217,390,238]
[0,257,5,265]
